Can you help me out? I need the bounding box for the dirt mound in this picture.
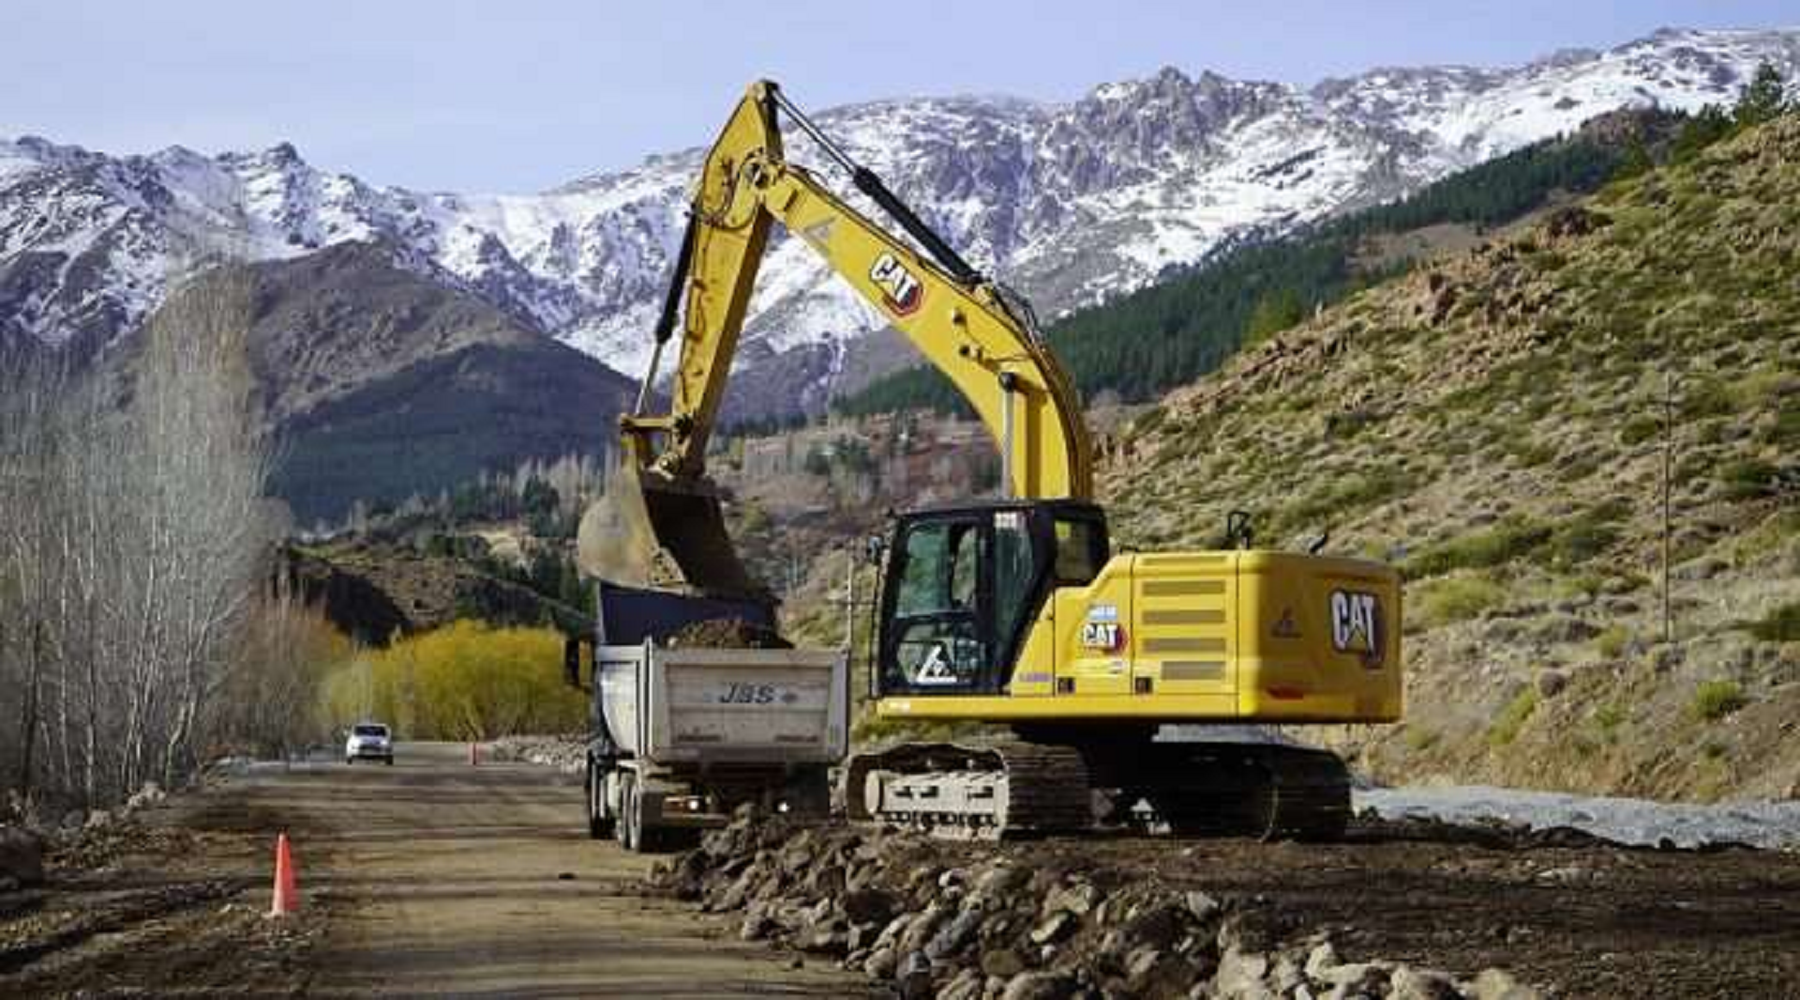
[663,618,793,650]
[0,806,324,995]
[653,816,1535,1000]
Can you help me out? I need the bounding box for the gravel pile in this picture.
[1358,785,1800,851]
[662,617,793,649]
[486,734,586,775]
[654,815,1540,1000]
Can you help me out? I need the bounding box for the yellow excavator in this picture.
[579,81,1401,840]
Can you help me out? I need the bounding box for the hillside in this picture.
[145,243,636,522]
[1104,114,1800,802]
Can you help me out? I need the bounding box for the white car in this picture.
[345,722,394,765]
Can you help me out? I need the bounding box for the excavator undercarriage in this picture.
[846,733,1351,842]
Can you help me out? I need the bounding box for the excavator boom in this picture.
[580,82,1091,597]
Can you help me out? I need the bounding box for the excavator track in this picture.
[1122,742,1351,842]
[845,741,1090,840]
[846,736,1350,842]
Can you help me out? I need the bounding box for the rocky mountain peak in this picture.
[3,27,1797,419]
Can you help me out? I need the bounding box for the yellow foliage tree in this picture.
[321,622,583,740]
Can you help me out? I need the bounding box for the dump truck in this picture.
[564,595,848,851]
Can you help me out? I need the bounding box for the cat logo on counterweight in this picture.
[1330,591,1383,667]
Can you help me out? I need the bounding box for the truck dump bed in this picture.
[595,643,848,766]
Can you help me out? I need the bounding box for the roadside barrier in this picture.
[269,832,299,917]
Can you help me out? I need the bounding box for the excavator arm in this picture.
[586,81,1090,596]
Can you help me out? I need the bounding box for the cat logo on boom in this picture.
[869,252,923,316]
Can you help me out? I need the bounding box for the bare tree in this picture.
[212,575,352,761]
[0,269,283,811]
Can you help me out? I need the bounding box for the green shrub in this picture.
[1730,511,1800,565]
[1130,405,1167,437]
[1555,572,1607,601]
[1680,379,1735,420]
[1619,415,1662,446]
[1690,679,1748,722]
[1593,701,1627,738]
[1594,625,1631,659]
[1405,518,1550,579]
[1556,454,1602,483]
[1760,406,1800,448]
[1415,574,1507,627]
[1749,602,1800,642]
[1270,468,1415,538]
[1489,687,1540,747]
[1404,726,1440,752]
[1719,460,1778,500]
[1501,434,1558,467]
[1547,501,1628,569]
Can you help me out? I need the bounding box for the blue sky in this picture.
[2,1,1793,192]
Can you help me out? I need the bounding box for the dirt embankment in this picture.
[655,813,1800,999]
[0,786,325,997]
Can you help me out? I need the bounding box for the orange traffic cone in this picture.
[269,832,299,917]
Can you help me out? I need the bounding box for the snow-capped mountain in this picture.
[3,27,1796,416]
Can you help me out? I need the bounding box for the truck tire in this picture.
[622,773,664,852]
[787,766,832,816]
[587,761,615,840]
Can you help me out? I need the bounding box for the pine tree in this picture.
[1672,105,1732,162]
[1734,61,1790,128]
[1614,140,1653,180]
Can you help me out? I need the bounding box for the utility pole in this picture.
[1662,332,1675,646]
[842,545,858,657]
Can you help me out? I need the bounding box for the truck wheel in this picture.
[587,763,615,840]
[789,766,832,816]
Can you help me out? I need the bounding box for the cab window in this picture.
[993,510,1036,650]
[1053,517,1106,585]
[895,521,980,615]
[885,519,989,693]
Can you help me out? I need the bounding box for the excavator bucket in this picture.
[576,460,658,589]
[576,460,768,603]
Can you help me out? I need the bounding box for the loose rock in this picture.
[1029,909,1078,945]
[1473,968,1542,1000]
[1001,970,1077,1000]
[0,825,45,886]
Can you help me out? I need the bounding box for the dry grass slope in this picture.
[1104,115,1800,802]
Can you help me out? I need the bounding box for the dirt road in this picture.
[2,742,869,998]
[281,741,867,997]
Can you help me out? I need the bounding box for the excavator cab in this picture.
[876,501,1108,698]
